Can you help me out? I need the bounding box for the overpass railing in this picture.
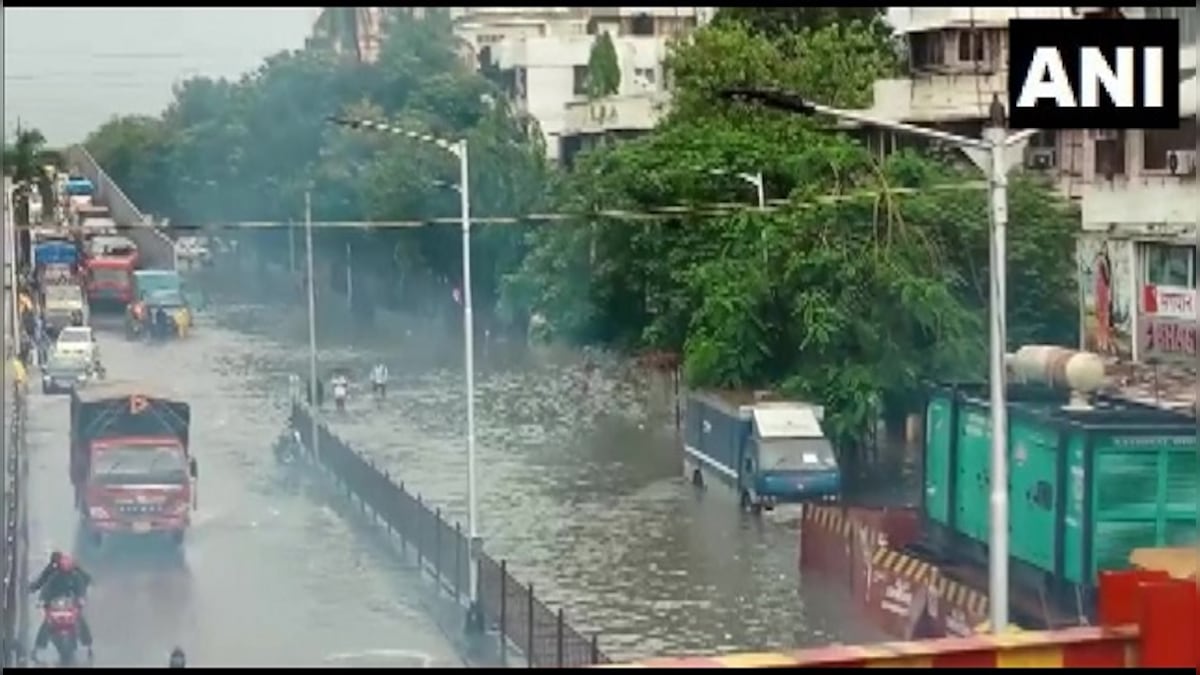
[64,145,177,270]
[291,404,612,667]
[2,381,27,666]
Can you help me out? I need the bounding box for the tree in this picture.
[586,32,621,99]
[505,19,1080,456]
[84,10,548,319]
[3,127,54,225]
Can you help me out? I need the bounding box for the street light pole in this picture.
[457,138,483,633]
[719,87,1032,633]
[325,116,483,634]
[304,189,320,460]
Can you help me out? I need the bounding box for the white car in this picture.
[55,326,99,365]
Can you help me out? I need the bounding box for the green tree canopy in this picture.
[85,10,549,314]
[586,32,621,99]
[504,19,1080,451]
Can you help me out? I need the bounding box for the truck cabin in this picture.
[133,271,185,310]
[86,235,137,260]
[71,385,195,488]
[747,403,841,503]
[87,258,135,303]
[65,177,95,197]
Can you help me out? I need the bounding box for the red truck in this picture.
[70,383,198,547]
[84,254,137,307]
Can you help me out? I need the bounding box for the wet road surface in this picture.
[198,266,892,662]
[23,315,465,667]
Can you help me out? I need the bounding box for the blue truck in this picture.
[683,391,841,512]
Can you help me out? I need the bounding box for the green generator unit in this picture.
[923,383,1197,607]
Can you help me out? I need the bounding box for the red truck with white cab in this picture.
[70,383,198,547]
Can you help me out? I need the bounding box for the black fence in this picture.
[290,404,612,667]
[2,384,27,666]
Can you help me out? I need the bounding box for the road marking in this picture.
[323,648,435,667]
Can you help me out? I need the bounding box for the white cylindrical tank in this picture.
[1008,345,1106,409]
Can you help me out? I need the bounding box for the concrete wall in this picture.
[63,145,176,271]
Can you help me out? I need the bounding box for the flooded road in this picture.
[197,264,890,662]
[23,315,465,667]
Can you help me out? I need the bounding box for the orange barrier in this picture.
[799,505,985,640]
[597,569,1198,668]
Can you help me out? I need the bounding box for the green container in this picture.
[924,384,1198,588]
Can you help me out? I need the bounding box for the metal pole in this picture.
[289,223,296,275]
[754,172,767,265]
[345,241,353,309]
[304,190,320,459]
[984,125,1010,633]
[460,139,483,634]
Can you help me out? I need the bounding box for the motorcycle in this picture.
[42,596,83,665]
[332,380,348,412]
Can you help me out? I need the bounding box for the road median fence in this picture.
[2,382,27,666]
[290,403,612,667]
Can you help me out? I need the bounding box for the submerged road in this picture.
[23,315,464,667]
[194,261,896,662]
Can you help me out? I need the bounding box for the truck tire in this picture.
[170,531,185,547]
[88,528,103,548]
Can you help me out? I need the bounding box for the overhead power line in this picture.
[16,181,988,232]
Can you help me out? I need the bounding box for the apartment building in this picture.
[457,7,714,163]
[1075,7,1198,366]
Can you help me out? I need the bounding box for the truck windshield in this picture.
[93,445,188,485]
[760,438,837,472]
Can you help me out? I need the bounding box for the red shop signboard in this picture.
[1139,315,1199,361]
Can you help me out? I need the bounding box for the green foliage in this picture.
[506,19,1081,450]
[586,32,621,99]
[85,11,548,314]
[3,127,55,225]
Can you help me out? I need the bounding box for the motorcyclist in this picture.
[30,551,93,660]
[369,362,389,400]
[154,306,170,339]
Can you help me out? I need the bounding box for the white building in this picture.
[457,7,714,163]
[1073,6,1199,367]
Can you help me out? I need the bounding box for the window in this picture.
[910,32,944,70]
[635,67,656,85]
[1145,244,1195,288]
[1142,119,1197,171]
[957,30,985,63]
[629,13,654,36]
[572,65,589,96]
[1093,131,1126,178]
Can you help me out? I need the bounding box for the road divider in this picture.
[290,403,611,667]
[2,381,28,666]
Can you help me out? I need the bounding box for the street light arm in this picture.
[1003,128,1041,147]
[719,87,989,150]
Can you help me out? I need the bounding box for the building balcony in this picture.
[1080,177,1197,234]
[865,72,1008,124]
[561,92,670,136]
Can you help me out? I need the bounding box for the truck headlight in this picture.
[88,506,109,519]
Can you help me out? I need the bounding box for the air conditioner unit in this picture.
[1092,129,1119,141]
[1166,150,1197,176]
[1025,148,1057,170]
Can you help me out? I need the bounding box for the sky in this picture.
[3,8,322,146]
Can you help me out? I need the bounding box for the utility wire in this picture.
[13,181,989,232]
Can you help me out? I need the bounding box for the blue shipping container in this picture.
[34,242,79,267]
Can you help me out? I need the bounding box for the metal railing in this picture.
[2,382,27,666]
[290,403,611,667]
[64,145,177,270]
